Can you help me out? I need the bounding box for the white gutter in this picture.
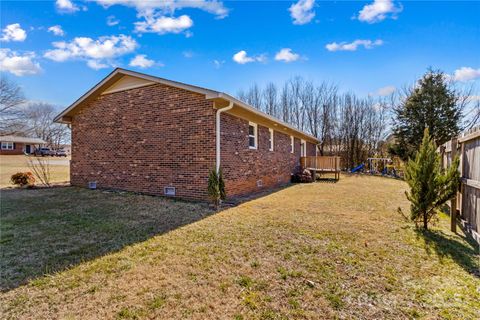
[216,101,234,173]
[211,92,319,143]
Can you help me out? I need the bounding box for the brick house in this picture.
[54,68,318,200]
[0,136,46,155]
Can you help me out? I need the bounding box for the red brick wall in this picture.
[220,113,316,198]
[70,82,318,201]
[0,142,24,155]
[70,83,216,200]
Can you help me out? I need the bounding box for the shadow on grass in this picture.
[1,183,301,292]
[415,228,480,277]
[224,183,296,205]
[315,178,338,183]
[0,186,219,292]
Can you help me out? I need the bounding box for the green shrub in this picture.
[10,172,35,187]
[207,168,226,208]
[404,128,460,229]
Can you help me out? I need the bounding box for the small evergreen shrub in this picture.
[218,168,226,200]
[208,168,226,208]
[10,172,35,187]
[404,128,460,229]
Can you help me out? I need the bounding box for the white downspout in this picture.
[216,101,234,173]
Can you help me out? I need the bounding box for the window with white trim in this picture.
[290,136,294,153]
[268,128,274,151]
[301,139,306,157]
[1,142,14,150]
[248,122,257,149]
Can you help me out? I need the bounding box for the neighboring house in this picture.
[54,68,318,200]
[0,136,46,155]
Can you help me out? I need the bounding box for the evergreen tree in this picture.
[207,168,226,208]
[392,69,462,160]
[218,168,226,201]
[404,129,460,229]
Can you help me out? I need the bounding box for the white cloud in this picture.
[213,59,225,69]
[94,0,228,36]
[44,34,137,69]
[452,67,480,82]
[182,50,194,58]
[56,0,80,13]
[129,54,155,68]
[134,15,193,35]
[274,48,300,63]
[0,23,27,42]
[107,15,120,26]
[233,51,253,64]
[358,0,402,23]
[86,60,109,70]
[376,85,396,96]
[0,49,42,76]
[48,25,65,36]
[466,95,480,102]
[94,0,229,18]
[232,50,266,64]
[289,0,316,25]
[326,39,383,52]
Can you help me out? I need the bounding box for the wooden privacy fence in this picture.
[300,156,341,180]
[439,126,480,242]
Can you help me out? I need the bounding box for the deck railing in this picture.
[300,156,341,172]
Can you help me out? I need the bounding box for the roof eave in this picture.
[54,68,220,124]
[54,68,319,143]
[209,92,319,143]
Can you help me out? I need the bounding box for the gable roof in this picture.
[54,68,319,143]
[0,135,46,144]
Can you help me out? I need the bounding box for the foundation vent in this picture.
[164,186,176,196]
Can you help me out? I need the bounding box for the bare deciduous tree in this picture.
[280,83,291,123]
[0,76,26,134]
[23,103,70,149]
[467,99,480,129]
[27,157,51,187]
[236,76,391,168]
[263,82,278,117]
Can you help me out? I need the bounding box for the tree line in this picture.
[237,76,390,169]
[237,70,479,168]
[0,76,70,149]
[1,69,477,163]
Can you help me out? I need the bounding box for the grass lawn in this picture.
[1,175,479,319]
[0,155,70,188]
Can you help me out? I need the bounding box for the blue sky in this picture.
[1,0,479,108]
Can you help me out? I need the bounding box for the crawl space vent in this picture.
[164,186,176,196]
[257,180,263,188]
[88,181,97,190]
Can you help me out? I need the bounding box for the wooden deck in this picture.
[301,156,341,180]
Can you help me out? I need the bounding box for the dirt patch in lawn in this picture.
[1,175,479,319]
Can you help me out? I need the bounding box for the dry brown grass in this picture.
[0,155,70,188]
[1,175,479,319]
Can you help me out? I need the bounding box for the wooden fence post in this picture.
[450,138,458,233]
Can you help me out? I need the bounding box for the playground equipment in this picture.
[350,157,399,177]
[367,158,391,175]
[351,163,365,173]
